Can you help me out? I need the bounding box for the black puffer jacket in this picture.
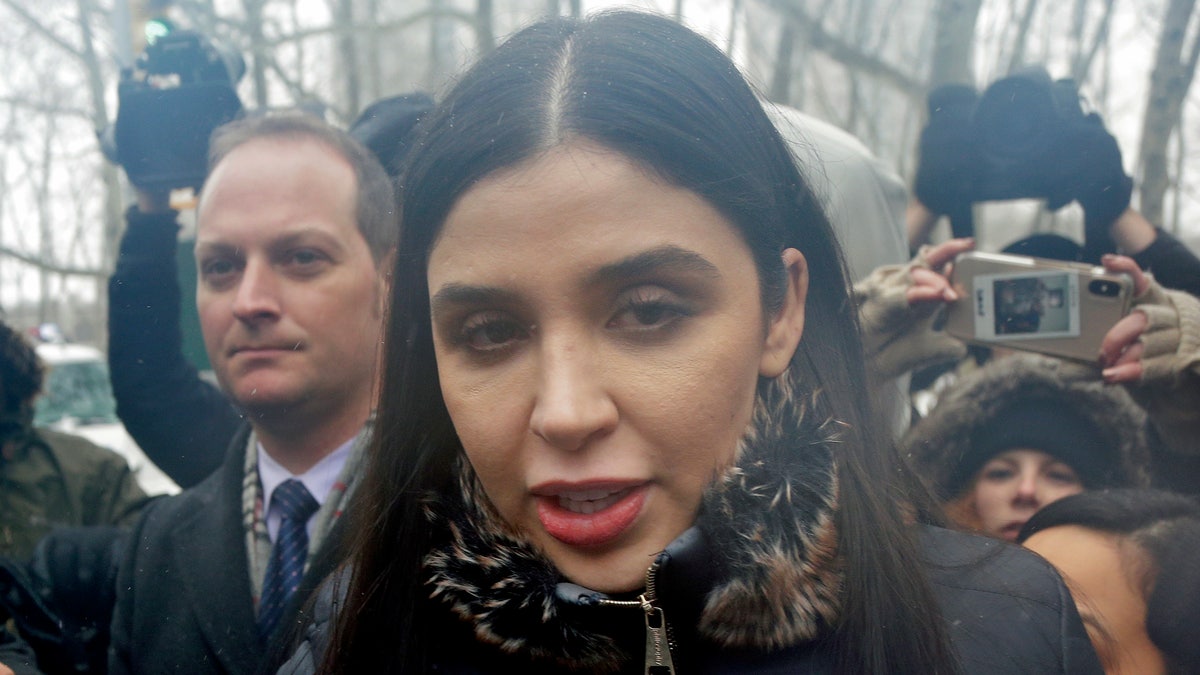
[282,524,1099,674]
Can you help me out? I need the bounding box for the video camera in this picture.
[919,68,1088,214]
[101,28,245,192]
[915,67,1132,263]
[966,70,1087,203]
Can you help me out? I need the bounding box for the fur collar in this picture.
[422,368,843,670]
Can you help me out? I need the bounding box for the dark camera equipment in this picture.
[101,29,245,191]
[915,66,1133,264]
[917,68,1085,228]
[969,69,1085,203]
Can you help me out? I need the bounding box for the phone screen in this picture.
[972,270,1080,341]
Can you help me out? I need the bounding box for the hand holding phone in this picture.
[943,251,1133,362]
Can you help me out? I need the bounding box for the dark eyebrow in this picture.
[430,284,521,315]
[585,246,721,287]
[194,241,240,257]
[429,246,721,315]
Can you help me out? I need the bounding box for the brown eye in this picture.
[199,257,240,288]
[460,312,528,352]
[608,286,691,332]
[981,464,1015,483]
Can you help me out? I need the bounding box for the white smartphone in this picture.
[943,251,1133,362]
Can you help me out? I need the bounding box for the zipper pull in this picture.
[641,594,676,675]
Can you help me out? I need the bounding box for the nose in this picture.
[1013,471,1041,507]
[231,258,282,323]
[529,335,617,452]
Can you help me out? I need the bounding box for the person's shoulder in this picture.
[37,427,118,456]
[36,428,133,474]
[763,102,874,160]
[920,524,1066,607]
[919,525,1103,674]
[130,453,230,536]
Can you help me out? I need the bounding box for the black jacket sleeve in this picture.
[107,206,242,488]
[0,624,41,675]
[1133,228,1200,297]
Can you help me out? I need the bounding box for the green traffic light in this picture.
[144,18,174,45]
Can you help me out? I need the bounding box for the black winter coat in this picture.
[281,524,1099,674]
[110,426,345,675]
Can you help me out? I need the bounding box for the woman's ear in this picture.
[760,248,808,377]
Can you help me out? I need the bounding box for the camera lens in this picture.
[1088,280,1120,297]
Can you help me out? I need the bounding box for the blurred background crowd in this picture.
[2,2,1200,674]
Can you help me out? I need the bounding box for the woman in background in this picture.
[1019,489,1200,674]
[284,11,1100,674]
[904,353,1150,541]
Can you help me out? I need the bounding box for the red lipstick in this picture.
[535,483,647,547]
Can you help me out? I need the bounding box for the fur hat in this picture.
[903,354,1149,500]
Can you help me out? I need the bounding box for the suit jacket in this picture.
[109,425,346,675]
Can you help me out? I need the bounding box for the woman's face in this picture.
[957,448,1084,541]
[427,142,807,592]
[1024,525,1166,675]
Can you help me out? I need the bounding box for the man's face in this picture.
[194,137,385,428]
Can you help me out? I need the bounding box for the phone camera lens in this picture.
[1088,280,1120,297]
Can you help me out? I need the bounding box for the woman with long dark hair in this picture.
[285,11,1100,674]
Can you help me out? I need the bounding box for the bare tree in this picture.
[475,0,495,55]
[0,0,121,333]
[332,0,362,117]
[929,0,983,86]
[1006,0,1041,73]
[1139,0,1200,229]
[769,22,797,103]
[1070,0,1116,83]
[239,0,271,108]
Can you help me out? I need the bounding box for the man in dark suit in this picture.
[109,112,397,675]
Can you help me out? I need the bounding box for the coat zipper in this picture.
[593,558,677,675]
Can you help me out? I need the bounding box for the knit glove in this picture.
[1126,280,1200,455]
[913,85,980,218]
[855,254,967,381]
[1042,113,1132,262]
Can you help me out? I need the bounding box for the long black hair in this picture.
[326,10,956,673]
[1018,489,1200,673]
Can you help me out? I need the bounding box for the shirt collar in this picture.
[258,436,355,511]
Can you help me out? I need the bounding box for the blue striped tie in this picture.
[257,479,319,639]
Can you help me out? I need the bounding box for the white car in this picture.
[33,341,180,496]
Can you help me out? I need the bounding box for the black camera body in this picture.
[968,70,1087,203]
[105,31,244,191]
[917,68,1131,264]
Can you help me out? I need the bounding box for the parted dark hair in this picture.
[206,111,398,262]
[1018,489,1200,673]
[326,10,957,674]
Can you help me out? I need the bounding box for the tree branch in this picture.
[0,0,85,60]
[1072,0,1115,84]
[0,246,106,278]
[0,96,92,120]
[754,0,925,104]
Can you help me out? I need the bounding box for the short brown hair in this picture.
[0,320,43,416]
[207,112,398,263]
